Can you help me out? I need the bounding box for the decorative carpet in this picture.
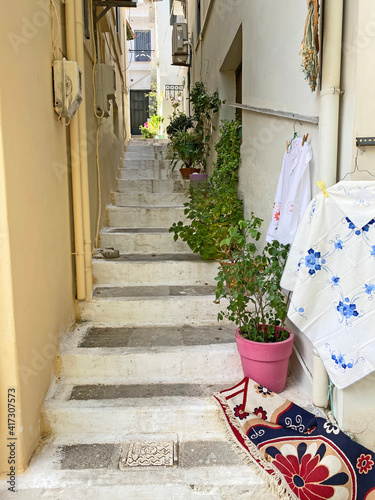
[213,378,375,500]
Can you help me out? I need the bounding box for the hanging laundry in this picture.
[281,181,375,389]
[266,136,312,245]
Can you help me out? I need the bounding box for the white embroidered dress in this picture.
[281,181,375,389]
[267,136,312,245]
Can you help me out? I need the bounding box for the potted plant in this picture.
[169,119,243,259]
[215,216,293,393]
[170,180,243,259]
[166,82,222,179]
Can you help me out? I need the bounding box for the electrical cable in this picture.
[50,0,61,59]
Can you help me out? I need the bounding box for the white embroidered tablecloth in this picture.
[281,181,375,389]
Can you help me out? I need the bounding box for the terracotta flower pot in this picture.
[179,167,201,179]
[235,326,294,393]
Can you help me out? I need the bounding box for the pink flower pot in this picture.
[235,326,294,393]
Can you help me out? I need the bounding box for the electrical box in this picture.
[172,22,189,66]
[94,64,116,118]
[53,58,82,120]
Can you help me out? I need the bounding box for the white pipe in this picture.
[313,349,329,407]
[65,0,86,300]
[317,0,344,187]
[314,0,344,405]
[74,0,93,301]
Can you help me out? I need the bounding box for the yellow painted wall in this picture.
[0,0,76,476]
[0,1,130,476]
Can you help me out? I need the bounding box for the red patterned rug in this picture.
[214,378,375,500]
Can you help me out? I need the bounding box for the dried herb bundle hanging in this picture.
[301,0,320,92]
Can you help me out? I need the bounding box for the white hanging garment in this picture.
[266,137,312,245]
[281,181,375,389]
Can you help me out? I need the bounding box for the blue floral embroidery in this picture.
[304,249,326,275]
[326,344,365,373]
[334,240,343,250]
[371,246,375,256]
[331,276,340,286]
[346,217,356,231]
[308,198,317,224]
[337,298,359,320]
[291,302,307,319]
[365,283,375,295]
[345,217,375,236]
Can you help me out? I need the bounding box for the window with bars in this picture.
[129,30,152,62]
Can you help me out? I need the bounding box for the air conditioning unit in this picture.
[53,58,83,120]
[94,64,116,118]
[172,22,189,66]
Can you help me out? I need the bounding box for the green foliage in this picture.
[169,118,243,259]
[166,129,203,170]
[140,115,164,139]
[166,113,193,139]
[169,181,243,260]
[166,81,222,172]
[212,119,242,185]
[215,216,291,343]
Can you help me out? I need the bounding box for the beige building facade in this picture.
[184,0,375,447]
[0,0,132,476]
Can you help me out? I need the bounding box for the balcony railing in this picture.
[164,84,184,101]
[128,49,154,62]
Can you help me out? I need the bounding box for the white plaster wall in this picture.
[187,0,375,446]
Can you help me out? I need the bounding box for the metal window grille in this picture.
[129,30,152,62]
[165,85,184,101]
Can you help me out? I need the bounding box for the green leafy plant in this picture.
[170,181,243,260]
[215,216,291,343]
[212,119,241,186]
[166,113,193,139]
[169,118,244,259]
[140,115,164,139]
[166,129,203,170]
[166,82,222,172]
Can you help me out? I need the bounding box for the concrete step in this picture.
[79,285,224,325]
[122,159,170,170]
[112,192,187,207]
[1,439,271,499]
[99,228,191,254]
[107,206,186,228]
[42,381,232,440]
[60,323,241,383]
[117,178,189,194]
[92,254,218,286]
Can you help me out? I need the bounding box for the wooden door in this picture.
[130,90,150,135]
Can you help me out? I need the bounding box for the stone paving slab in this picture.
[78,325,234,348]
[69,383,227,400]
[59,440,241,470]
[93,285,216,298]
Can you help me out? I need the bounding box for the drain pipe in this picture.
[74,0,93,301]
[313,0,344,407]
[65,0,86,300]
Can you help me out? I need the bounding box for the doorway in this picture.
[130,90,150,135]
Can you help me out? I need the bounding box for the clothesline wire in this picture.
[342,147,375,180]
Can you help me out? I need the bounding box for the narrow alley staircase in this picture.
[4,140,275,499]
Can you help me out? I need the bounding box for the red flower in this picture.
[233,404,249,420]
[357,453,374,474]
[253,406,267,420]
[273,209,280,222]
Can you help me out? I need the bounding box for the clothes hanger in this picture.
[341,147,375,180]
[286,120,304,152]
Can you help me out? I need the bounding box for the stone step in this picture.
[1,439,271,499]
[79,285,224,324]
[92,254,218,286]
[60,323,240,383]
[122,159,170,169]
[117,178,189,194]
[99,228,190,254]
[107,206,186,228]
[112,192,187,207]
[42,382,232,440]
